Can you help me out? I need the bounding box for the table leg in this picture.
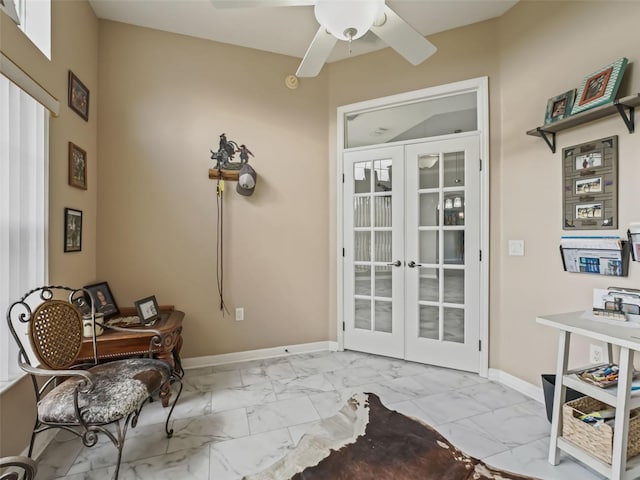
[549,330,571,465]
[611,347,633,479]
[157,351,175,408]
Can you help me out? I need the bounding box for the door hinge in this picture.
[479,158,482,171]
[342,321,345,331]
[342,173,345,183]
[479,340,482,351]
[342,248,345,257]
[479,249,482,261]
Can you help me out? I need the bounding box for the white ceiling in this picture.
[88,0,518,64]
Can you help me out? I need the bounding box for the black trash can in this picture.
[541,374,585,423]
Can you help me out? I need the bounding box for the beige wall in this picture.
[0,0,99,456]
[96,21,330,358]
[494,0,640,385]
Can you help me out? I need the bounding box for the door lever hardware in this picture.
[387,260,402,267]
[408,261,423,268]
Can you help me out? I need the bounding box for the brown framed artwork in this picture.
[64,207,83,252]
[571,58,628,115]
[68,70,89,121]
[68,142,87,190]
[562,136,618,230]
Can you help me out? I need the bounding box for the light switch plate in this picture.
[509,240,525,256]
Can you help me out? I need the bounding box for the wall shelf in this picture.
[526,93,640,153]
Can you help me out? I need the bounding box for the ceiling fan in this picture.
[210,0,437,77]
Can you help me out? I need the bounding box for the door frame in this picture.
[336,77,490,377]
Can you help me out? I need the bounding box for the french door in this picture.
[343,135,481,372]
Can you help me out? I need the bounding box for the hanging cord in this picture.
[216,175,230,316]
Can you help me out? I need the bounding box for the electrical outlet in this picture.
[235,307,244,321]
[590,344,603,364]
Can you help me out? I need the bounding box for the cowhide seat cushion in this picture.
[38,358,170,425]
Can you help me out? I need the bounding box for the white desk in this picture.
[537,311,640,480]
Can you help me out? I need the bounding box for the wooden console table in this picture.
[78,307,184,407]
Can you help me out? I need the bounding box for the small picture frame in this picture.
[64,208,82,252]
[68,71,89,121]
[544,89,575,124]
[134,295,161,324]
[575,177,602,195]
[68,142,87,189]
[84,281,120,319]
[571,58,628,115]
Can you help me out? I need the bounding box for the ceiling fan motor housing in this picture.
[314,0,385,41]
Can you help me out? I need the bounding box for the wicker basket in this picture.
[562,396,640,464]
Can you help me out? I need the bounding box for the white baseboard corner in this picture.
[488,368,544,404]
[182,341,339,370]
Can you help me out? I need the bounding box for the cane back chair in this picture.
[6,286,183,479]
[0,456,37,480]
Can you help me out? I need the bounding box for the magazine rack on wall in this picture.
[559,237,630,276]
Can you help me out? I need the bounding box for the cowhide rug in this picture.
[246,392,539,480]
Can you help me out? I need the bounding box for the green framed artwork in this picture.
[544,89,576,124]
[570,58,628,115]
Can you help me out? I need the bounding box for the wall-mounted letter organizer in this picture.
[628,223,640,262]
[560,236,630,276]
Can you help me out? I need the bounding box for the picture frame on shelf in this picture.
[84,281,120,319]
[571,58,628,115]
[68,142,87,190]
[544,89,576,124]
[134,295,161,324]
[68,70,89,121]
[562,136,618,230]
[64,208,82,252]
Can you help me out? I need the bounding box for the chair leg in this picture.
[165,376,183,438]
[27,419,39,457]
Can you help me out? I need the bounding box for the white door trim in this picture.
[336,77,490,378]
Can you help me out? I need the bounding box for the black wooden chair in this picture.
[0,456,37,480]
[6,286,183,480]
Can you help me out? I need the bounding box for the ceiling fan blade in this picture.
[370,5,437,66]
[296,27,338,77]
[210,0,314,8]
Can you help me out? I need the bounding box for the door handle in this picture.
[387,260,402,267]
[408,261,423,268]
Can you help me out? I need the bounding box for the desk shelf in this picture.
[557,437,640,480]
[562,373,640,410]
[526,93,640,153]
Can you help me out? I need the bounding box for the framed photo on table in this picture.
[68,142,87,189]
[135,295,161,324]
[571,58,628,115]
[64,208,82,252]
[84,281,120,319]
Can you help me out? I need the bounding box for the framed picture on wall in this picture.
[68,71,89,121]
[571,58,628,115]
[68,142,87,189]
[64,207,82,252]
[562,136,618,230]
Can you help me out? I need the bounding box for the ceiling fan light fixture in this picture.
[314,0,385,41]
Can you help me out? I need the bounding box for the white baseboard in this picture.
[182,341,339,370]
[488,368,544,404]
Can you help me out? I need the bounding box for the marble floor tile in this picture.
[209,428,293,480]
[466,401,551,448]
[167,407,249,453]
[211,380,277,413]
[483,437,607,480]
[247,396,320,435]
[411,390,493,425]
[36,350,603,480]
[272,373,336,400]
